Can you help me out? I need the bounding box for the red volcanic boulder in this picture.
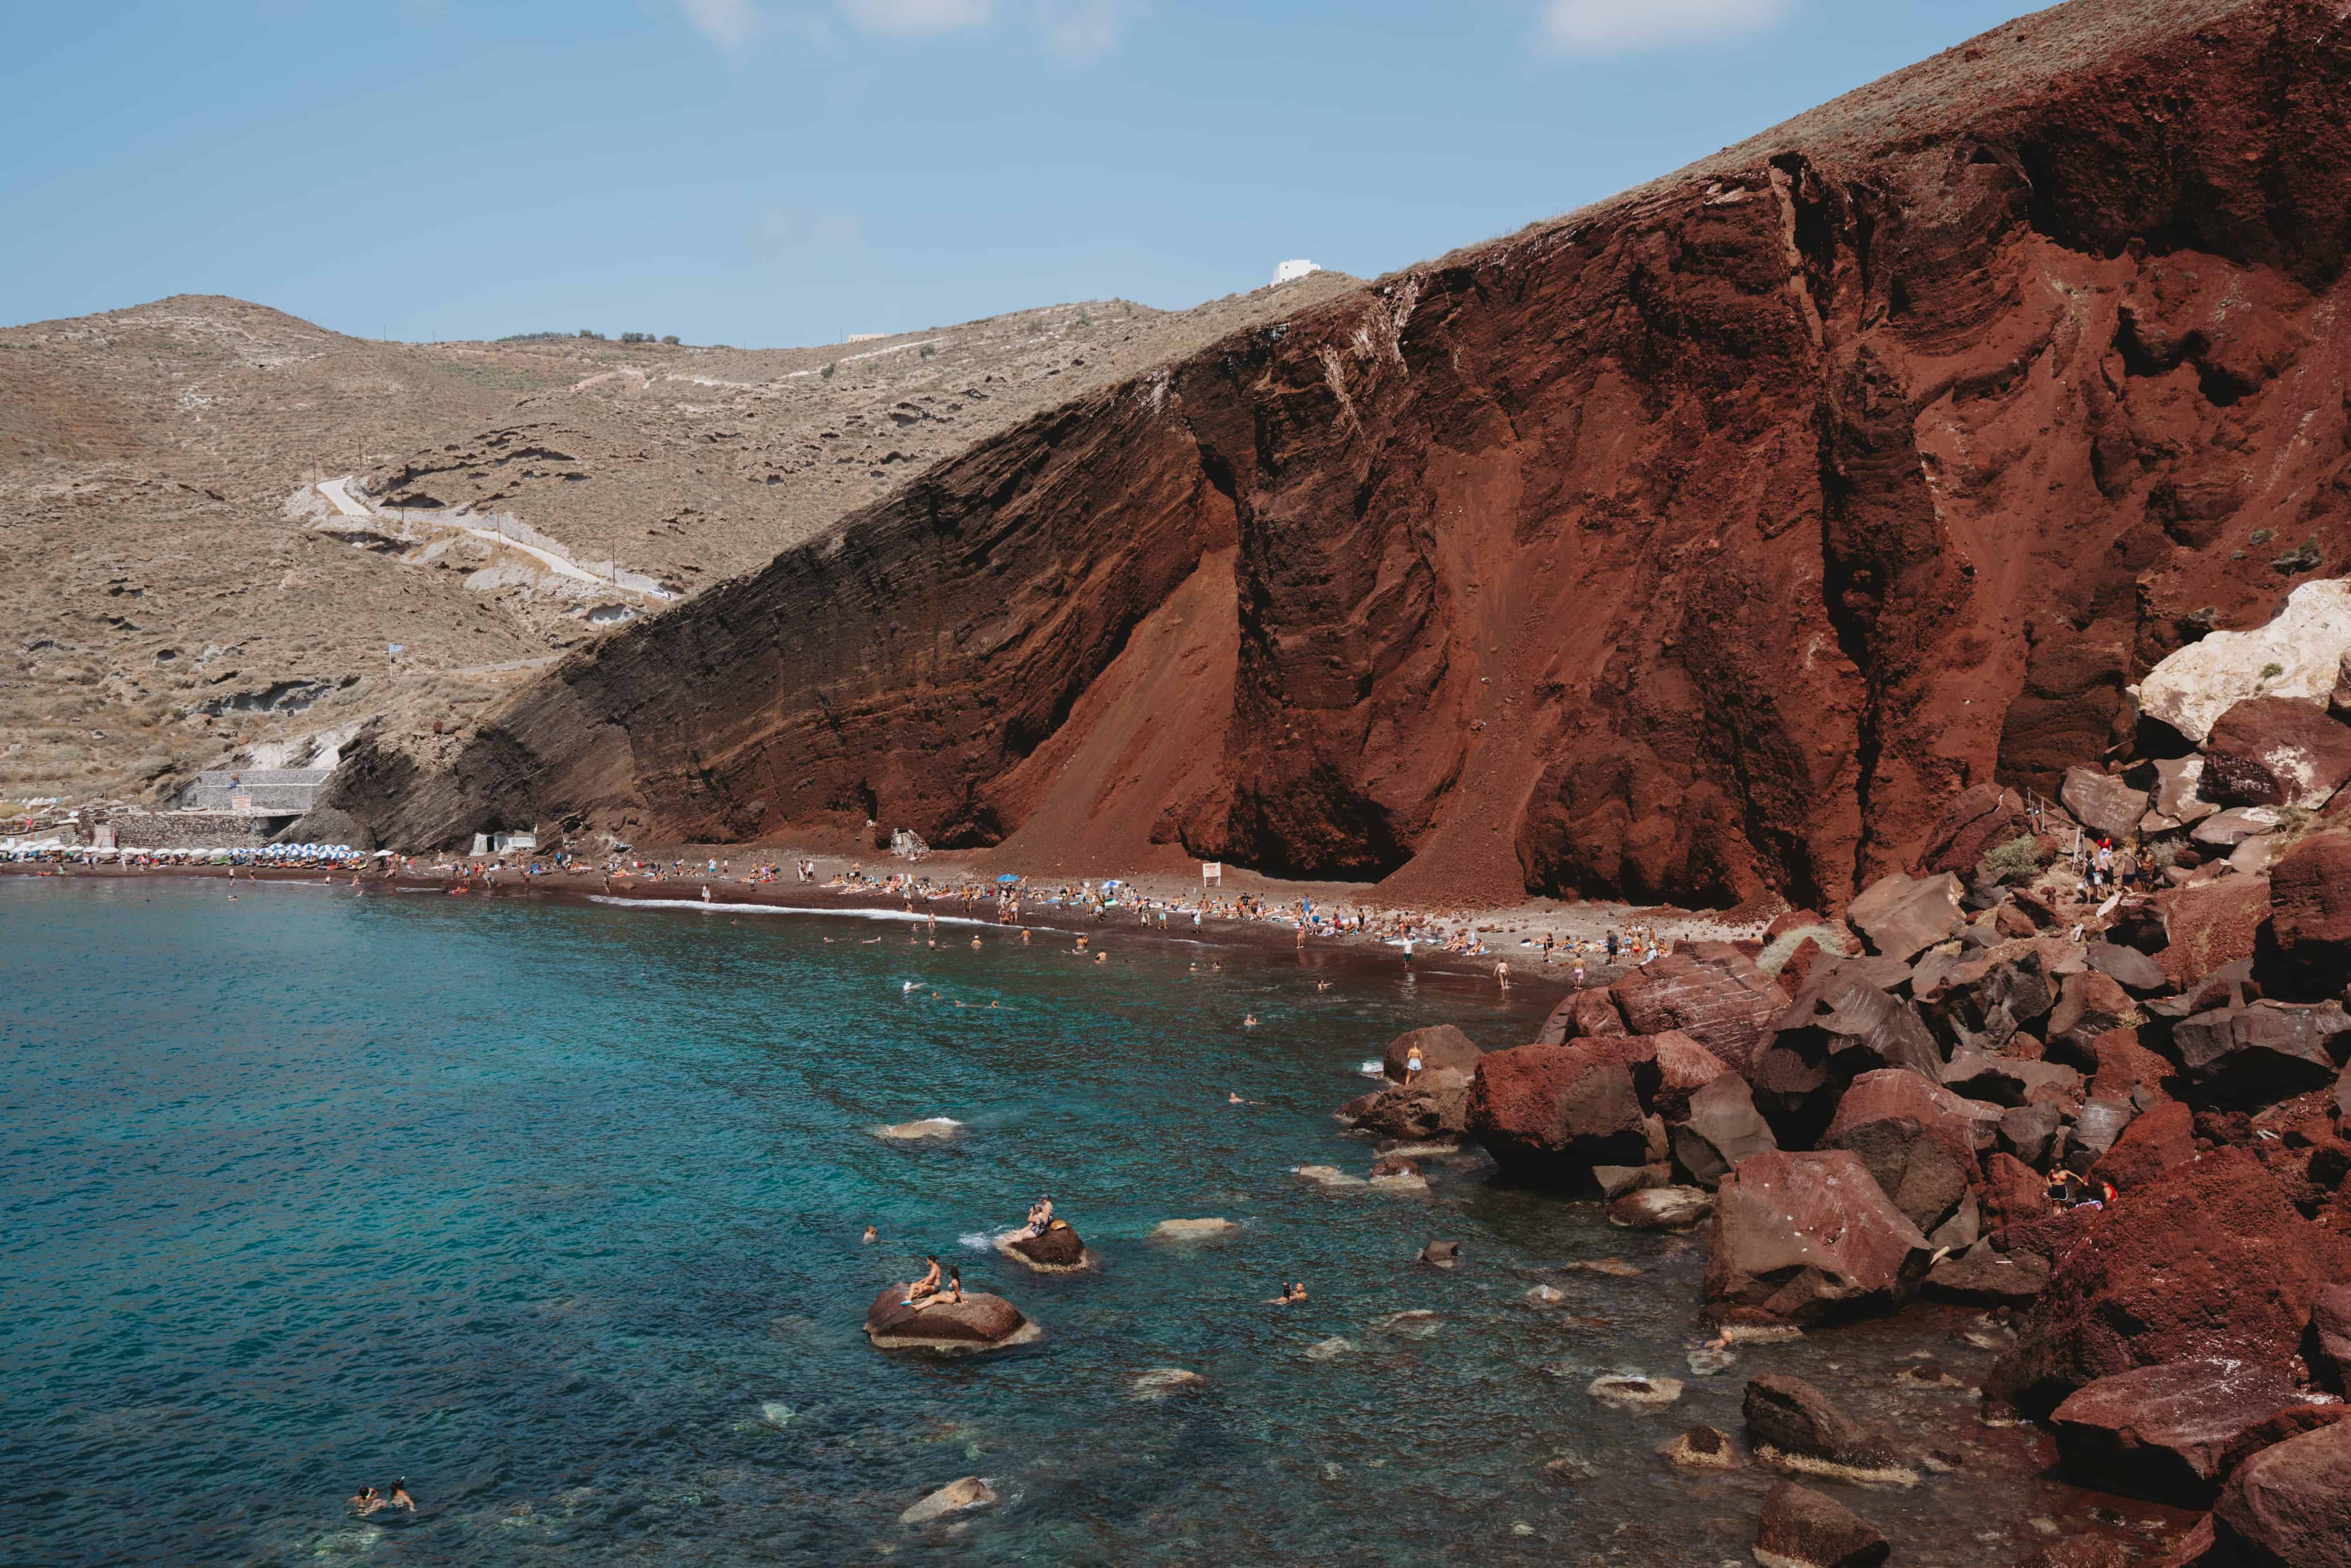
[2200,696,2351,810]
[866,1287,1036,1352]
[2086,941,2170,997]
[1846,872,1965,963]
[2170,1002,2351,1109]
[2269,833,2351,993]
[1751,962,1941,1144]
[2048,971,2137,1060]
[2312,1284,2351,1395]
[1822,1069,1992,1236]
[1339,1074,1473,1140]
[1646,1028,1732,1119]
[2090,1027,2183,1103]
[1913,940,2061,1048]
[2050,1359,2342,1503]
[1753,1482,1889,1568]
[1611,943,1785,1075]
[2090,1099,2197,1192]
[2212,1420,2351,1568]
[1536,987,1628,1046]
[1981,1150,2053,1232]
[2158,878,2273,991]
[1383,1024,1482,1081]
[1941,1049,2084,1109]
[1743,1375,1900,1472]
[1468,1038,1659,1188]
[1704,1150,1934,1325]
[2064,766,2151,844]
[1926,1244,2051,1307]
[1671,1072,1780,1189]
[1919,782,2027,875]
[1608,1185,1713,1232]
[1991,1149,2351,1415]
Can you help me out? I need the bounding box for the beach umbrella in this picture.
[996,873,1021,883]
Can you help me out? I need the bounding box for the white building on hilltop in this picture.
[1271,259,1321,286]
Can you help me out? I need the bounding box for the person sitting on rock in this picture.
[905,1255,943,1307]
[947,1267,963,1305]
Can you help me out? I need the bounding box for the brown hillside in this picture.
[0,278,1355,807]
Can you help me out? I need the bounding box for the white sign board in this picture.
[1201,862,1222,886]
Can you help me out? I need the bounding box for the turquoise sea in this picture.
[2,877,2158,1565]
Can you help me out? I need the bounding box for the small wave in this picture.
[958,1231,996,1251]
[584,895,994,929]
[1359,1060,1384,1077]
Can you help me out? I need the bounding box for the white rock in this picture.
[876,1117,963,1142]
[1130,1368,1206,1399]
[1293,1165,1365,1187]
[1305,1336,1356,1360]
[2135,579,2351,743]
[899,1476,997,1526]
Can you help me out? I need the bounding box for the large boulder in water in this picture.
[1610,943,1785,1074]
[2213,1419,2351,1568]
[2269,833,2351,993]
[2199,696,2351,809]
[1468,1037,1658,1188]
[1338,1071,1473,1140]
[2049,1358,2343,1503]
[1704,1150,1934,1326]
[1846,871,1965,963]
[866,1288,1039,1353]
[1990,1148,2351,1416]
[1753,1482,1890,1568]
[1743,1375,1903,1477]
[998,1219,1090,1272]
[1821,1069,1992,1237]
[1382,1023,1482,1081]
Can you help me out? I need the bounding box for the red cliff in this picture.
[321,0,2351,908]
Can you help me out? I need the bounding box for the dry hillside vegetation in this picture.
[0,277,1354,808]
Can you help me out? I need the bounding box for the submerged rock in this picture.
[1588,1373,1683,1409]
[1661,1425,1741,1469]
[899,1475,998,1526]
[1149,1217,1238,1242]
[1608,1185,1712,1232]
[877,1117,964,1142]
[1418,1240,1462,1269]
[1129,1368,1206,1400]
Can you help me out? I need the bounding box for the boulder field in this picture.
[1421,742,2351,1560]
[311,0,2351,917]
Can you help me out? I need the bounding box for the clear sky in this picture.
[3,0,2046,347]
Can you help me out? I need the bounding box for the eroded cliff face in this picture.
[320,0,2351,909]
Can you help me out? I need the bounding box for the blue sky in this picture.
[3,1,2044,347]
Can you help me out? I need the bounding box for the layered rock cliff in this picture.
[318,0,2351,909]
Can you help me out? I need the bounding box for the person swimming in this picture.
[1269,1281,1307,1305]
[348,1485,383,1515]
[389,1479,415,1513]
[862,1225,878,1244]
[1242,1014,1259,1027]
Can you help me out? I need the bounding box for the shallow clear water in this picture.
[3,878,2171,1565]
